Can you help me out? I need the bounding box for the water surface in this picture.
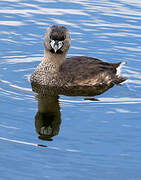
[0,0,141,179]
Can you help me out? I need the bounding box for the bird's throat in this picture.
[43,50,67,72]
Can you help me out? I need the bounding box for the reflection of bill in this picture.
[35,95,61,141]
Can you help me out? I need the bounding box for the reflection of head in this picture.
[35,110,61,141]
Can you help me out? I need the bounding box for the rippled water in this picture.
[0,0,141,179]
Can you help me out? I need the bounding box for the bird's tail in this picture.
[116,62,126,76]
[114,62,127,84]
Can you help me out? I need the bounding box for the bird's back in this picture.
[60,56,126,87]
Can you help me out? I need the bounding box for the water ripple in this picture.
[0,1,141,179]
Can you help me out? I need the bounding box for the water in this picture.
[0,0,141,179]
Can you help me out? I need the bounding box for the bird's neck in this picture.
[42,50,67,72]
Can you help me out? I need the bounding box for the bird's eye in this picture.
[50,40,55,49]
[57,41,64,50]
[58,41,64,47]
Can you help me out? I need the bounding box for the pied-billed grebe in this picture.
[30,25,127,87]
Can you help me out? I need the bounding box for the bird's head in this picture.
[44,25,71,54]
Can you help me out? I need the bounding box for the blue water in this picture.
[0,0,141,179]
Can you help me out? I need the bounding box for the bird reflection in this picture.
[35,94,61,141]
[31,83,114,141]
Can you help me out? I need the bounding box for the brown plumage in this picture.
[30,25,127,88]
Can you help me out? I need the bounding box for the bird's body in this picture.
[30,25,126,88]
